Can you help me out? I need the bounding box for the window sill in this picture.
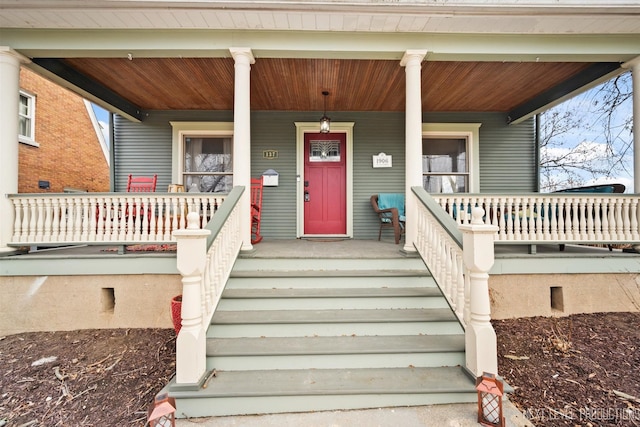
[18,137,40,148]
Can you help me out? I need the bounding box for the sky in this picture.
[91,103,110,147]
[539,71,634,192]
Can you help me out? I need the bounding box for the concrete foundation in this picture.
[0,274,182,335]
[2,271,640,335]
[490,273,640,319]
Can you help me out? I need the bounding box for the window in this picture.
[422,137,468,193]
[19,90,36,144]
[171,122,234,193]
[183,136,233,193]
[422,123,481,193]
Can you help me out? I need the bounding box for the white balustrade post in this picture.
[173,211,211,384]
[459,207,499,377]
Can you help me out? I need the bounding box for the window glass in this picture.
[422,138,468,193]
[183,136,233,193]
[19,92,34,140]
[309,140,341,162]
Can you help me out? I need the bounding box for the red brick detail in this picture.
[18,68,110,194]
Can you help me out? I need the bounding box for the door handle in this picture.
[304,191,310,202]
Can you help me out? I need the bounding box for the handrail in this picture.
[412,187,466,325]
[412,186,499,377]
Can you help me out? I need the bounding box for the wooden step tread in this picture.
[169,366,474,398]
[212,308,458,325]
[207,334,464,356]
[221,287,443,299]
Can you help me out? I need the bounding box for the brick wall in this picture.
[18,68,110,193]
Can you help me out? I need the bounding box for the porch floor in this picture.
[245,238,639,259]
[11,238,639,259]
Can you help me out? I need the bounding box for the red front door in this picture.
[303,132,347,235]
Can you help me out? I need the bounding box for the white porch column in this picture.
[0,47,26,251]
[230,47,255,251]
[400,50,427,253]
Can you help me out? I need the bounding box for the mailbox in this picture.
[262,169,279,187]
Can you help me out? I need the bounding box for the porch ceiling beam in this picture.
[507,62,622,125]
[30,58,144,122]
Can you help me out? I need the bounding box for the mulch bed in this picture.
[1,312,639,426]
[0,329,176,426]
[494,312,640,426]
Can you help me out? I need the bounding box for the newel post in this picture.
[173,211,211,384]
[459,207,499,377]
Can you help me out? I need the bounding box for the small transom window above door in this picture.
[183,136,233,193]
[422,137,468,193]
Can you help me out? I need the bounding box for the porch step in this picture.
[168,367,476,418]
[206,335,465,370]
[230,257,430,277]
[167,257,473,418]
[217,288,450,310]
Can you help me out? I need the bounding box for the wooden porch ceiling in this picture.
[58,57,607,119]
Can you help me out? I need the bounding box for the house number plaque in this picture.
[372,152,392,168]
[263,150,279,159]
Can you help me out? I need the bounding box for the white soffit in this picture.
[1,1,640,35]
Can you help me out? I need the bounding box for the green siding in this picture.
[114,111,535,239]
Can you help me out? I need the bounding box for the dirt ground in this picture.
[0,329,176,426]
[1,312,639,426]
[495,312,640,426]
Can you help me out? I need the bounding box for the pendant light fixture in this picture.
[319,91,330,134]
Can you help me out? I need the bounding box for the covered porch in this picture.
[2,0,640,419]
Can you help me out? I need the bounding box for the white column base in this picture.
[176,327,207,384]
[465,322,498,377]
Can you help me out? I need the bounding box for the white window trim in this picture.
[18,90,38,147]
[422,123,481,193]
[170,121,234,185]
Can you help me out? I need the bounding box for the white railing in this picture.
[433,193,640,245]
[413,186,499,377]
[173,186,244,385]
[8,193,225,245]
[414,189,467,326]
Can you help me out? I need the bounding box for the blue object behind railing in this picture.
[553,183,625,194]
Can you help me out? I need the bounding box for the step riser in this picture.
[175,392,477,418]
[231,258,430,274]
[208,321,463,338]
[226,276,434,289]
[207,352,465,371]
[217,296,449,310]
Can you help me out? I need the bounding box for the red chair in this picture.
[126,174,157,228]
[127,174,157,192]
[251,178,263,244]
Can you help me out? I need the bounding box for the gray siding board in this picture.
[113,110,535,239]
